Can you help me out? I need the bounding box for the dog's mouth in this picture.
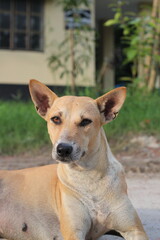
[56,156,73,164]
[52,145,85,164]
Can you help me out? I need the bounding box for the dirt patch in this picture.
[114,135,160,173]
[0,135,160,173]
[0,146,54,170]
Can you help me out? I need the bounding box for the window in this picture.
[65,9,91,30]
[0,0,43,51]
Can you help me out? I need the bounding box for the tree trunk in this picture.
[147,0,160,91]
[70,29,76,95]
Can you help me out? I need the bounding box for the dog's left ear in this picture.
[29,79,58,119]
[95,87,126,124]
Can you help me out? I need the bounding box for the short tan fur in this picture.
[0,79,148,240]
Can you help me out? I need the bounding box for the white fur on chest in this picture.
[85,196,110,236]
[58,157,123,238]
[70,174,116,238]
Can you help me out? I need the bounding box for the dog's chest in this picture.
[65,168,118,236]
[73,180,112,239]
[86,196,110,236]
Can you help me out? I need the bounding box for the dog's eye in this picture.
[51,116,61,125]
[79,118,92,127]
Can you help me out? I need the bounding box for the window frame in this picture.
[0,0,44,51]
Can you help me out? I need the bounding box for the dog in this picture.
[0,79,148,240]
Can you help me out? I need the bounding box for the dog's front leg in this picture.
[120,230,148,240]
[59,193,91,240]
[109,198,148,240]
[113,219,149,240]
[120,211,149,240]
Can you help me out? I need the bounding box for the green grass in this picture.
[105,89,160,139]
[0,88,160,155]
[0,101,50,155]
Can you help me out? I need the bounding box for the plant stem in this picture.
[70,29,76,95]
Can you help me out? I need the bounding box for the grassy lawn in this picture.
[0,88,160,155]
[0,101,49,155]
[105,89,160,139]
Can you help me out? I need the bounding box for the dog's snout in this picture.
[57,143,73,157]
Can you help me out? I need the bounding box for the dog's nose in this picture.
[57,143,73,157]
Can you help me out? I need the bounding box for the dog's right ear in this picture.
[29,79,58,119]
[95,87,126,124]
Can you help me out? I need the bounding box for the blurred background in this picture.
[0,1,160,239]
[0,0,160,160]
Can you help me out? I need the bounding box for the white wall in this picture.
[0,0,95,87]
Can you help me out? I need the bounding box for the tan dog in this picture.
[0,80,148,240]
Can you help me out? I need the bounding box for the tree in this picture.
[48,0,94,94]
[104,0,160,91]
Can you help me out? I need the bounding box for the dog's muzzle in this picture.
[57,143,73,160]
[53,141,83,163]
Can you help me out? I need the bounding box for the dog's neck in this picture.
[57,128,117,198]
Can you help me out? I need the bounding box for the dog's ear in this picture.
[29,79,58,118]
[95,87,126,124]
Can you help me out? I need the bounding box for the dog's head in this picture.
[29,80,126,166]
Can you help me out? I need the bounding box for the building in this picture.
[0,0,152,99]
[0,0,95,98]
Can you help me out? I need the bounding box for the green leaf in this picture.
[154,55,160,63]
[148,22,156,28]
[124,16,129,22]
[129,17,141,25]
[123,28,130,35]
[130,36,140,45]
[126,49,137,61]
[60,71,66,79]
[115,12,121,20]
[104,19,118,26]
